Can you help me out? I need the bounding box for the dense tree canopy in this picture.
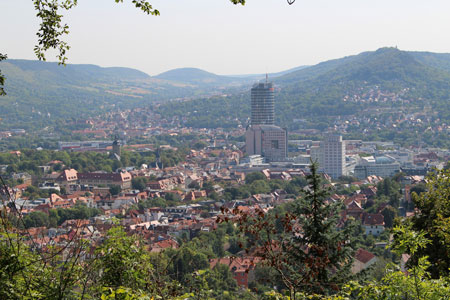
[410,167,450,278]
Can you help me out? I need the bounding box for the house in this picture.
[361,186,377,199]
[184,191,196,202]
[12,172,32,185]
[56,169,78,190]
[148,179,173,191]
[194,190,207,198]
[209,256,261,287]
[344,193,367,207]
[345,200,364,220]
[96,195,137,210]
[149,239,179,253]
[363,213,385,236]
[352,248,377,273]
[13,183,30,198]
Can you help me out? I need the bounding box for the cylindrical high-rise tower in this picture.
[251,82,274,126]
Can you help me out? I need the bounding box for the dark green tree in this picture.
[205,264,238,296]
[0,54,6,96]
[223,163,355,298]
[109,185,121,196]
[245,172,266,184]
[410,167,450,278]
[250,179,271,195]
[283,163,355,296]
[23,211,49,228]
[380,205,397,228]
[132,176,148,191]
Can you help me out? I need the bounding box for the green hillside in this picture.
[0,60,306,131]
[0,60,217,130]
[157,48,450,147]
[409,51,450,73]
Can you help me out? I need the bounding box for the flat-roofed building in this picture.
[355,155,400,179]
[321,134,346,179]
[246,125,287,162]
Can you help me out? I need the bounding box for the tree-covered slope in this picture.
[2,59,150,84]
[157,48,450,146]
[409,51,450,74]
[0,60,229,130]
[0,60,150,129]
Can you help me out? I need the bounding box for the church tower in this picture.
[112,136,121,160]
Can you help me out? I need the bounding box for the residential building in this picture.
[56,169,78,190]
[209,257,261,287]
[363,213,385,236]
[352,248,377,273]
[321,134,346,179]
[78,171,132,189]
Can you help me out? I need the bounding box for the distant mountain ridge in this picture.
[157,47,450,138]
[5,59,150,84]
[1,48,450,135]
[274,48,450,88]
[0,60,209,130]
[276,48,450,86]
[155,65,309,83]
[225,65,309,79]
[0,60,308,130]
[155,67,244,85]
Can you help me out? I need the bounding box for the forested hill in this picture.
[157,48,450,146]
[0,60,235,130]
[0,60,306,131]
[276,48,450,91]
[3,59,151,82]
[155,67,243,85]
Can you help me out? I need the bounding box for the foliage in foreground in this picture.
[1,167,450,299]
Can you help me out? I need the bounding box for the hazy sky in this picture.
[1,0,450,75]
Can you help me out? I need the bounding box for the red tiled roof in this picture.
[363,213,385,226]
[355,248,376,264]
[14,183,30,190]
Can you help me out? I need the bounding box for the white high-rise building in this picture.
[321,134,346,179]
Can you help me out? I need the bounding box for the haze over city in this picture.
[2,0,450,75]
